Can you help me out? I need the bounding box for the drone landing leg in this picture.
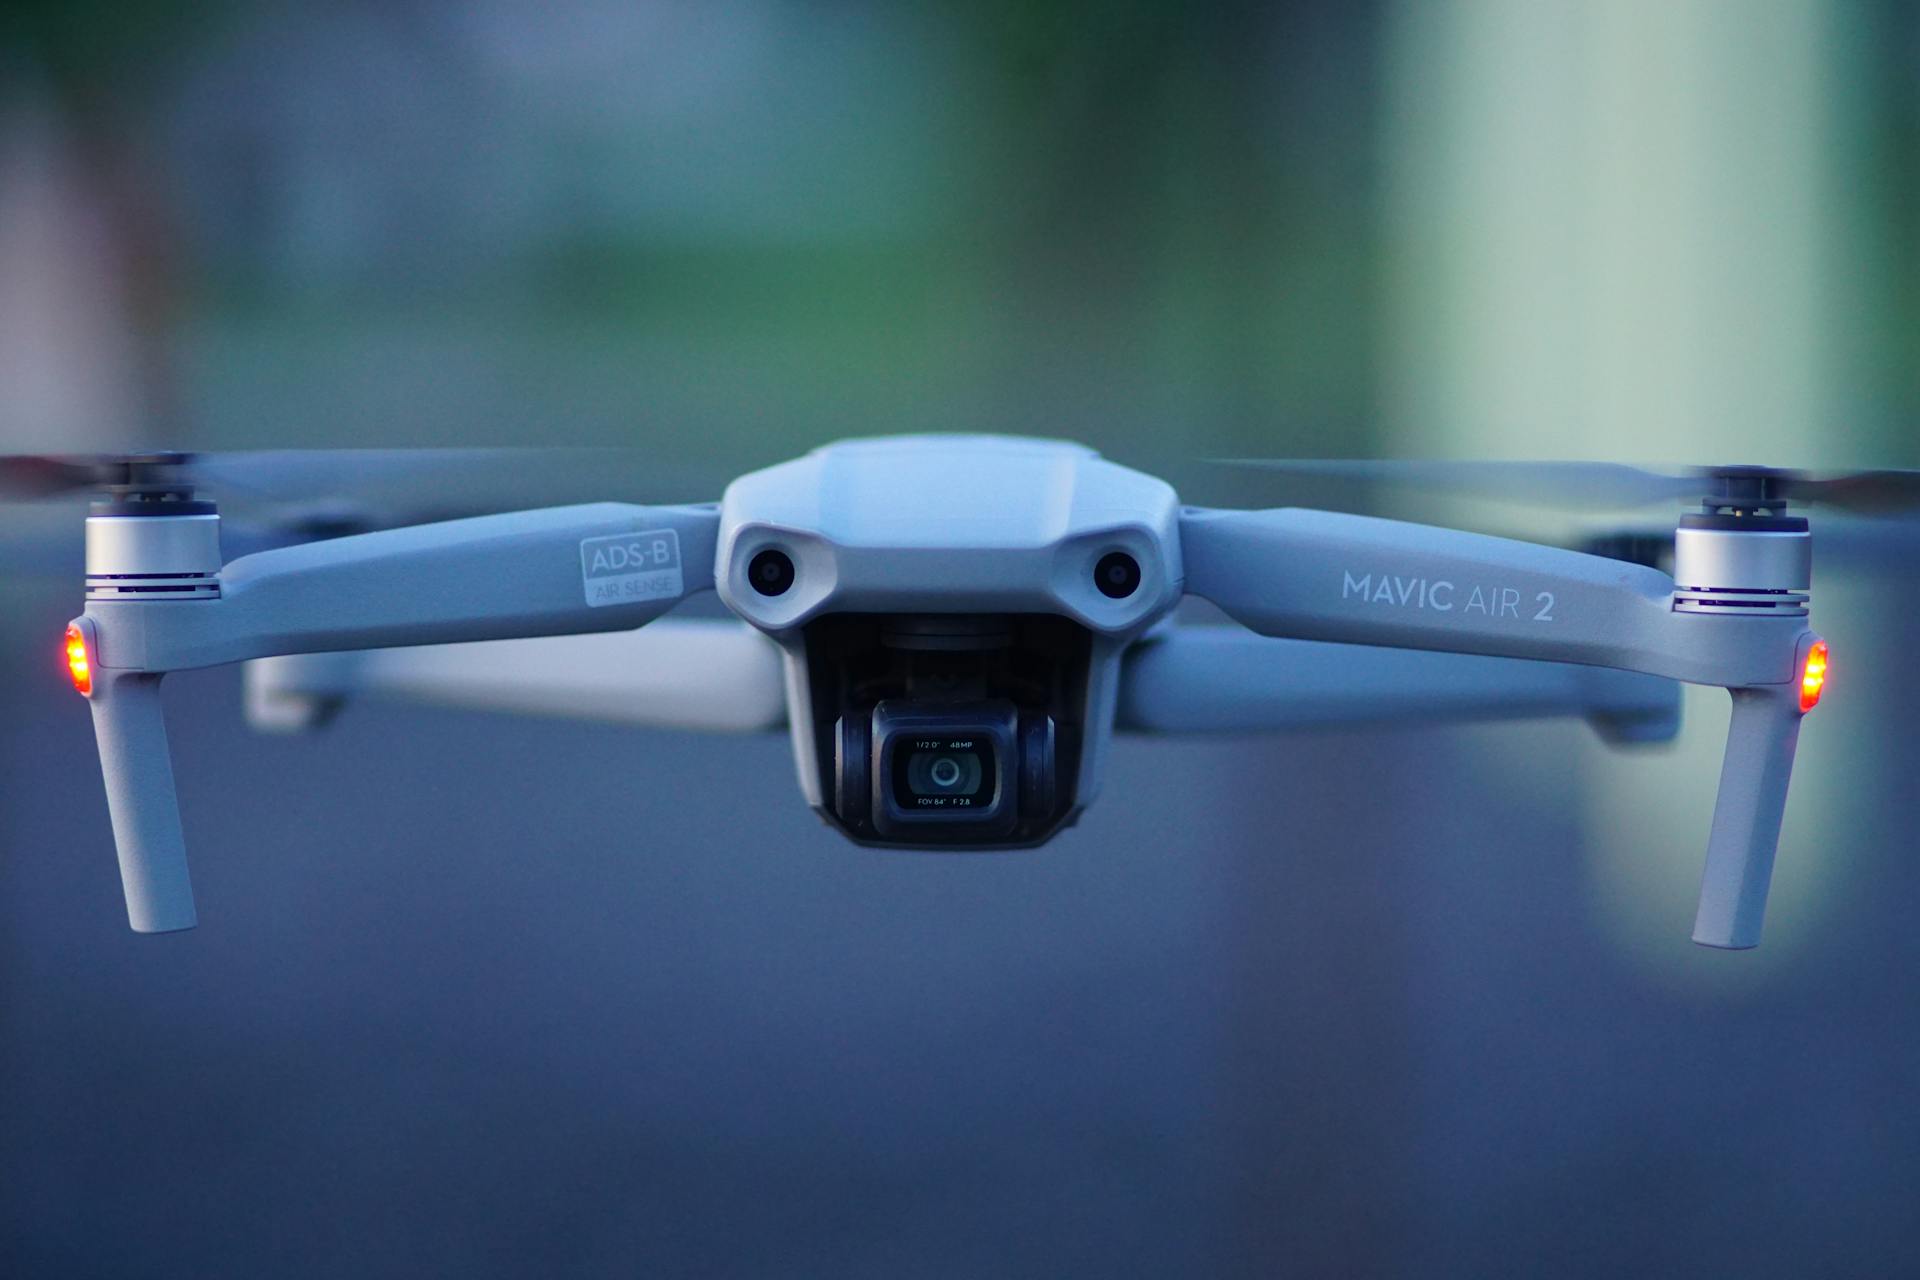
[87,670,195,933]
[1693,683,1804,949]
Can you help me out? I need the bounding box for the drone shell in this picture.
[714,435,1186,814]
[714,435,1185,632]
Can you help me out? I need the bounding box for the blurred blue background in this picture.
[1,1,1917,1275]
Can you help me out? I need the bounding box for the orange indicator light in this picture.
[65,623,92,697]
[1799,640,1827,713]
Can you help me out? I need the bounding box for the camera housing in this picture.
[821,614,1077,847]
[869,700,1020,837]
[713,435,1185,851]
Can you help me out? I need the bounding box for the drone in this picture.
[13,435,1910,949]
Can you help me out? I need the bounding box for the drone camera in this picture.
[816,613,1084,848]
[838,699,1060,842]
[897,733,993,808]
[869,700,1021,838]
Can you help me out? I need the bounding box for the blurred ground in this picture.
[5,538,1917,1277]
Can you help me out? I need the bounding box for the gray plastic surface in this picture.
[714,437,1185,818]
[1179,507,1805,685]
[244,615,1679,749]
[1692,682,1806,949]
[715,435,1183,635]
[244,620,787,733]
[87,670,196,933]
[1117,626,1681,743]
[1179,505,1816,948]
[85,504,720,672]
[77,502,720,930]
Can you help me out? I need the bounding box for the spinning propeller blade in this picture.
[1210,458,1920,514]
[0,456,106,498]
[0,447,727,523]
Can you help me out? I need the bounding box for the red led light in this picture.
[65,623,92,697]
[1799,640,1827,713]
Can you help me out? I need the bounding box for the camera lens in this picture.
[906,749,983,797]
[896,738,992,808]
[865,700,1026,839]
[748,548,795,596]
[1095,551,1141,599]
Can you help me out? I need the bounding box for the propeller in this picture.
[0,447,730,521]
[0,448,738,583]
[1209,459,1920,515]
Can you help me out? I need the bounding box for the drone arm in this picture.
[1177,507,1801,684]
[1179,507,1819,948]
[74,503,719,932]
[87,503,719,671]
[245,619,787,733]
[1116,626,1680,743]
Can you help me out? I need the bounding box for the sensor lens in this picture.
[1095,551,1141,599]
[894,737,993,808]
[748,548,795,596]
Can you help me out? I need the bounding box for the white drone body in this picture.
[65,435,1825,949]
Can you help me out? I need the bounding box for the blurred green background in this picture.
[9,0,1905,474]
